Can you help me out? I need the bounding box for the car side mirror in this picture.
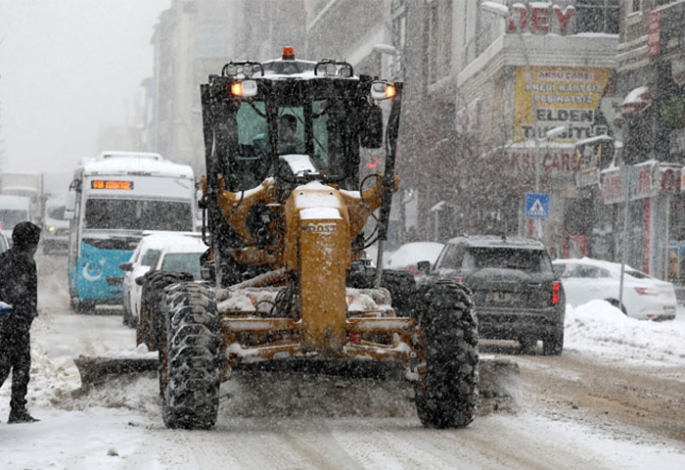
[417,260,431,275]
[120,262,133,272]
[64,190,76,220]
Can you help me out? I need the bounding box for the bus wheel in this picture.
[77,301,95,314]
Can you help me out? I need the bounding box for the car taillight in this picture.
[551,282,561,305]
[634,287,659,296]
[454,277,463,283]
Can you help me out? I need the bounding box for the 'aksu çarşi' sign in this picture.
[513,66,613,143]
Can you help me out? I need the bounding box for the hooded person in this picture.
[0,221,41,424]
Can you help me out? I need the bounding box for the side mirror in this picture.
[360,104,383,149]
[370,81,396,101]
[120,262,133,272]
[417,260,431,275]
[64,191,76,220]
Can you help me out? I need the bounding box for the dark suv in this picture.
[429,235,565,355]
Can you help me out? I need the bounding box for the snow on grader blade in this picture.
[74,354,158,391]
[73,352,521,403]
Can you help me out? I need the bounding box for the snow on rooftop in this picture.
[80,153,194,179]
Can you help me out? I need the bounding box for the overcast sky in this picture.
[0,0,170,173]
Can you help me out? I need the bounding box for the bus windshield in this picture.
[84,199,193,231]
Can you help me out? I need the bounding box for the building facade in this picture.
[606,0,685,281]
[403,1,619,259]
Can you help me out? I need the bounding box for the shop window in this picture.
[575,0,620,34]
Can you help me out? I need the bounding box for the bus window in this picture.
[84,199,193,232]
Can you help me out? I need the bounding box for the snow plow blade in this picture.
[74,355,159,390]
[478,356,522,401]
[73,354,521,400]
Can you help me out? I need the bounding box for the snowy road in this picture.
[0,254,684,469]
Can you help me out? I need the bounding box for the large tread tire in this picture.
[159,282,220,430]
[415,280,479,429]
[138,271,193,349]
[542,328,564,356]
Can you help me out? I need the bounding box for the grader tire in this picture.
[159,282,220,430]
[138,272,193,349]
[415,280,479,429]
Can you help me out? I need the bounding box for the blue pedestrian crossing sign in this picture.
[525,193,550,219]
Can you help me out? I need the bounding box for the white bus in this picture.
[65,151,198,312]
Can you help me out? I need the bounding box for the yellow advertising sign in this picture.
[513,66,613,142]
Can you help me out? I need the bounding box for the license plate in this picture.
[484,291,519,303]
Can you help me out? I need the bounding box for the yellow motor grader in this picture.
[135,48,481,430]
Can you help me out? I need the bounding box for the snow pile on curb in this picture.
[564,300,685,365]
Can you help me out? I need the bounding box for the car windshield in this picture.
[160,252,202,280]
[84,199,193,231]
[465,247,553,273]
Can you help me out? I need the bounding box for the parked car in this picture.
[552,257,677,321]
[42,196,70,254]
[120,231,202,327]
[384,241,444,276]
[429,234,565,355]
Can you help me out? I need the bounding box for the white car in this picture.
[552,257,677,321]
[384,241,445,276]
[147,236,207,280]
[120,231,202,327]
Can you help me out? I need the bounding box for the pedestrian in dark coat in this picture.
[0,221,41,424]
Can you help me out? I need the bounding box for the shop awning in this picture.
[621,86,653,116]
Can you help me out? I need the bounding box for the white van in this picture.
[0,195,32,246]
